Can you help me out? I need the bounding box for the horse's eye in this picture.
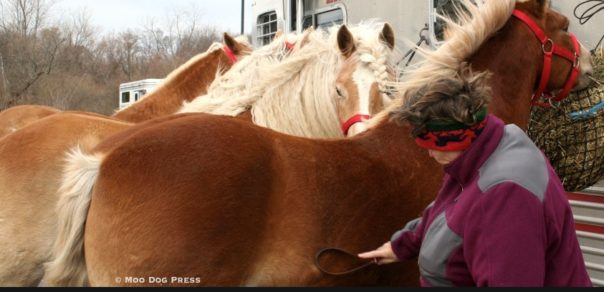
[336,87,344,97]
[381,90,393,98]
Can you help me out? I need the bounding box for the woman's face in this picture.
[428,150,463,165]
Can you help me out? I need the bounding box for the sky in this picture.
[52,0,254,35]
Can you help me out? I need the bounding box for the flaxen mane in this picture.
[178,33,294,114]
[370,0,517,127]
[181,22,396,138]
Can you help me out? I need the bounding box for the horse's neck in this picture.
[470,23,541,131]
[114,50,227,123]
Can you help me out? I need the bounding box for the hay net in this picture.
[528,49,604,192]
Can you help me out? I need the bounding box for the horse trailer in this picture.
[252,0,604,286]
[251,0,603,62]
[118,79,163,110]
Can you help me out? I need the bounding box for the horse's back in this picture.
[0,105,60,138]
[84,114,430,286]
[86,114,280,286]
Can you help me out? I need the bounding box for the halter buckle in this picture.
[542,39,554,54]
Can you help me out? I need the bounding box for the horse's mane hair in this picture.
[178,33,292,114]
[180,21,395,138]
[114,35,251,115]
[250,21,395,138]
[113,41,226,114]
[369,0,517,127]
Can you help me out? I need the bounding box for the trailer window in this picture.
[257,11,278,46]
[315,8,343,29]
[121,92,130,103]
[290,0,297,31]
[433,0,462,42]
[302,16,313,30]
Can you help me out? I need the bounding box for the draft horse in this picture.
[46,0,593,286]
[0,25,392,287]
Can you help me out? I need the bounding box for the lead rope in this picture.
[573,0,604,53]
[314,248,377,276]
[397,24,431,80]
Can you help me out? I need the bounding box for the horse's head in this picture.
[511,0,593,107]
[335,23,396,137]
[412,0,598,129]
[222,33,253,65]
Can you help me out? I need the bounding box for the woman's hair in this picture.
[391,63,492,136]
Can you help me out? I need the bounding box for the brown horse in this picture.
[45,0,594,287]
[0,25,393,287]
[110,33,252,123]
[0,33,252,139]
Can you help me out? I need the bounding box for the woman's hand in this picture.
[358,242,399,265]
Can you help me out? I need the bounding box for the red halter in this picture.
[342,114,372,136]
[285,41,296,51]
[222,45,238,64]
[512,9,581,108]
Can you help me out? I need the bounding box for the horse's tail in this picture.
[43,146,104,287]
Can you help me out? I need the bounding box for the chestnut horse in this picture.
[45,0,594,287]
[0,24,393,287]
[110,34,252,123]
[0,33,252,139]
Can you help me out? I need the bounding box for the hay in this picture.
[528,49,604,191]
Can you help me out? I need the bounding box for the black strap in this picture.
[314,248,376,277]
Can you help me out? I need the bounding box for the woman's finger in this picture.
[358,251,378,259]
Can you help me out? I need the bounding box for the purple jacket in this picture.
[391,114,591,287]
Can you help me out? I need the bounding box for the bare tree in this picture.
[0,1,224,112]
[0,0,54,36]
[116,31,141,81]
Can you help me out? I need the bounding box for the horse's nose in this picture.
[574,43,595,91]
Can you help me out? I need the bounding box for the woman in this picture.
[358,66,591,287]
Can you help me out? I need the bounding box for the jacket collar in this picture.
[443,114,506,185]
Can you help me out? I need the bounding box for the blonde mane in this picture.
[113,42,225,114]
[178,33,292,114]
[181,22,395,138]
[369,0,517,127]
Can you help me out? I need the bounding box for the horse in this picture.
[44,0,594,287]
[0,33,252,139]
[179,22,396,138]
[0,23,394,287]
[110,33,253,123]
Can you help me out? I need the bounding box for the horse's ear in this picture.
[223,32,240,54]
[531,0,549,16]
[380,23,395,50]
[338,25,356,58]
